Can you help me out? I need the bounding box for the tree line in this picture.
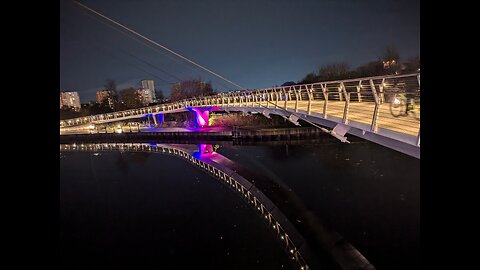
[293,46,419,85]
[60,79,214,119]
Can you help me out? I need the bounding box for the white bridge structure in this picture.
[61,73,420,158]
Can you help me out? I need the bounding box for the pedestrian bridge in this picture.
[60,73,420,158]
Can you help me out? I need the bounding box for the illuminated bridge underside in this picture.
[61,74,420,158]
[223,101,420,158]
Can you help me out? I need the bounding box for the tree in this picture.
[382,46,400,62]
[120,87,143,109]
[170,79,214,101]
[298,72,318,84]
[318,62,351,81]
[155,89,165,103]
[281,81,296,86]
[354,61,385,77]
[60,106,80,120]
[402,55,420,73]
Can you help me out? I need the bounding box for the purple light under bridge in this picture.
[187,107,218,127]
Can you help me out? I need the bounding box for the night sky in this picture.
[60,0,419,102]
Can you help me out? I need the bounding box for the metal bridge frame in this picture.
[61,73,420,158]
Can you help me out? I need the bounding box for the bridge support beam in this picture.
[331,123,351,143]
[189,108,210,127]
[152,114,158,126]
[155,114,164,126]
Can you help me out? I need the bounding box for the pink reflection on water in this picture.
[193,144,215,158]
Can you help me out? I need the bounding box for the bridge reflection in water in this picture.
[61,143,311,269]
[60,142,377,270]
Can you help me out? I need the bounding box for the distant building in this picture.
[96,90,115,109]
[60,91,81,111]
[140,79,156,105]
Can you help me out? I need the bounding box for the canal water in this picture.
[60,139,419,269]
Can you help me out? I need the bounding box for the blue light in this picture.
[192,151,201,159]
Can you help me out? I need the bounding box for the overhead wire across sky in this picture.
[60,17,178,90]
[71,0,245,90]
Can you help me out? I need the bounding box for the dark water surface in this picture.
[60,140,419,269]
[218,141,420,269]
[60,151,293,269]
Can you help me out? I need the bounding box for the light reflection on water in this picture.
[60,140,419,269]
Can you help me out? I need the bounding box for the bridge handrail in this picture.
[60,73,420,128]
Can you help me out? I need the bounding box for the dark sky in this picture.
[60,0,419,102]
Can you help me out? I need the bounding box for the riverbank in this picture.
[60,126,336,144]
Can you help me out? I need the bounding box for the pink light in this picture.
[191,108,209,127]
[193,144,216,158]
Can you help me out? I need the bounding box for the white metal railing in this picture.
[61,73,420,140]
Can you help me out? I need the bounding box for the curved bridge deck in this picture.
[61,73,420,158]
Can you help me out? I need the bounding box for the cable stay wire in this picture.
[68,4,198,82]
[72,0,244,90]
[61,19,176,88]
[71,2,235,92]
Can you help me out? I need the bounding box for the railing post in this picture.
[338,83,343,102]
[274,88,278,110]
[265,89,270,108]
[283,88,288,110]
[296,86,303,113]
[379,78,385,103]
[357,80,362,102]
[307,85,313,115]
[293,86,299,112]
[321,84,328,119]
[370,79,380,133]
[341,82,350,124]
